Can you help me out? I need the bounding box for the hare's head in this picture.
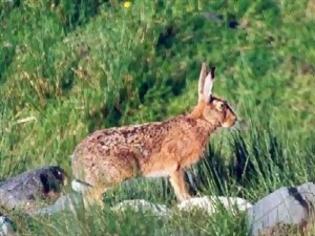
[194,63,237,128]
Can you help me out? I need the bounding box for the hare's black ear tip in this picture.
[210,66,215,78]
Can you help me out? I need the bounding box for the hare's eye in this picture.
[219,103,226,110]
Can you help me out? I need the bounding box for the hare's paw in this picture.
[83,185,106,209]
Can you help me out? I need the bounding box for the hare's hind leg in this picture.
[80,167,134,207]
[71,179,106,207]
[82,184,109,208]
[169,169,191,202]
[73,153,137,207]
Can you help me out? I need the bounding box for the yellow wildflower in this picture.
[123,1,131,9]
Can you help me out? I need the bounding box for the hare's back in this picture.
[73,121,170,158]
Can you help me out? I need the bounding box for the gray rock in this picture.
[111,199,170,217]
[33,193,84,216]
[0,215,15,236]
[0,166,67,213]
[248,182,315,236]
[110,196,252,219]
[177,196,252,215]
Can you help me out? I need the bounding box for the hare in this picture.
[71,63,237,205]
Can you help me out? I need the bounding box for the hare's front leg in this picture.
[169,169,191,202]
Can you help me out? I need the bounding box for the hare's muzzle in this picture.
[222,108,237,128]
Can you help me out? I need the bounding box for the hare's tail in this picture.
[71,179,92,193]
[70,153,93,193]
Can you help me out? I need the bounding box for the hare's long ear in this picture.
[203,66,215,102]
[198,63,209,102]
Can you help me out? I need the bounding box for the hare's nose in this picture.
[234,117,238,124]
[230,116,237,126]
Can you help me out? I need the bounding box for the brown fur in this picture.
[71,63,237,204]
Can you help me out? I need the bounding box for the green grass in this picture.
[1,0,315,235]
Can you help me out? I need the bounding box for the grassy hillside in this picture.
[1,0,315,235]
